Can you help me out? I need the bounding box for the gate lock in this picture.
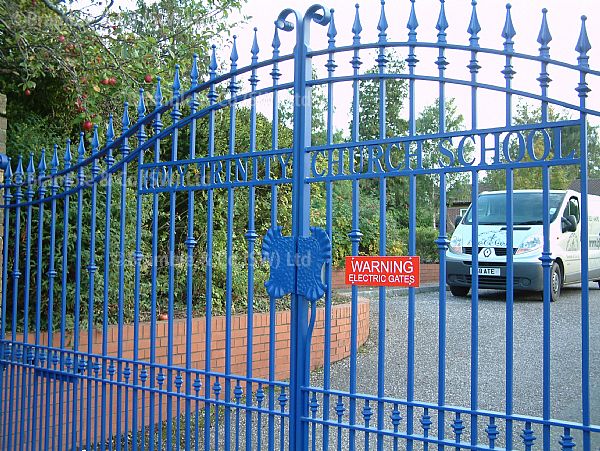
[261,226,331,302]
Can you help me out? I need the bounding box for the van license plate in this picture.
[470,267,501,276]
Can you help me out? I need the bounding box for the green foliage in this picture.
[399,227,440,264]
[482,103,600,191]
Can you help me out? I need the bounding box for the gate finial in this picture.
[26,153,35,194]
[191,53,200,87]
[436,0,448,43]
[172,65,181,98]
[50,144,59,174]
[64,139,72,168]
[154,76,163,108]
[14,154,24,186]
[91,125,99,153]
[208,47,217,77]
[327,9,337,48]
[122,101,130,130]
[407,0,418,42]
[467,1,481,48]
[38,148,47,177]
[576,15,591,67]
[77,132,85,164]
[106,114,115,143]
[137,88,146,120]
[502,4,516,52]
[352,4,362,45]
[378,0,388,43]
[230,35,239,69]
[537,8,552,57]
[272,26,281,55]
[251,27,260,63]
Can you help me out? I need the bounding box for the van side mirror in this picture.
[454,215,462,228]
[561,215,577,233]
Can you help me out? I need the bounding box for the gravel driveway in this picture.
[308,284,600,450]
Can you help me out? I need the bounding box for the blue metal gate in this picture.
[0,1,599,450]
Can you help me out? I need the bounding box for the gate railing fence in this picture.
[1,1,599,450]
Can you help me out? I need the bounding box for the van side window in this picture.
[563,197,580,223]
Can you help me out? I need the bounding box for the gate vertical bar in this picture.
[58,143,71,451]
[537,10,552,450]
[224,38,239,451]
[245,29,260,451]
[187,53,201,451]
[406,3,418,448]
[132,90,147,451]
[322,10,336,451]
[0,160,10,450]
[435,2,449,450]
[576,14,591,451]
[376,3,387,450]
[502,5,516,449]
[116,104,131,451]
[87,128,100,451]
[348,6,362,451]
[468,3,481,445]
[31,150,47,450]
[269,27,281,451]
[19,154,35,451]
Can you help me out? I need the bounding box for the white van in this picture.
[446,189,600,301]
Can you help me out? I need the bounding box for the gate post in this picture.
[275,6,330,450]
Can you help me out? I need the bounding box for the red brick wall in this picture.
[2,301,370,447]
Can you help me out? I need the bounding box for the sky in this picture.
[224,0,600,132]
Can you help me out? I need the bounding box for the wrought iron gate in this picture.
[0,1,599,450]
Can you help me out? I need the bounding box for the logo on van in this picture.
[483,248,492,257]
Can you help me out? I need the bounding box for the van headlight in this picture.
[516,234,543,255]
[449,235,463,254]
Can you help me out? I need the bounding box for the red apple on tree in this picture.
[24,89,31,96]
[83,120,93,132]
[108,77,116,86]
[58,35,65,43]
[144,74,153,83]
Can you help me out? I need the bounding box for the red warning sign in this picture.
[345,256,420,287]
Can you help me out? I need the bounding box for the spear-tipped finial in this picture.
[436,0,448,43]
[251,27,260,62]
[407,0,418,42]
[4,157,12,181]
[38,148,47,175]
[352,4,362,44]
[64,139,72,166]
[15,154,24,181]
[537,8,552,56]
[230,35,239,68]
[191,53,200,87]
[137,88,146,119]
[468,1,481,47]
[154,76,163,108]
[502,4,516,50]
[327,8,337,48]
[51,144,59,173]
[172,65,181,97]
[378,1,388,43]
[106,114,115,143]
[272,27,281,55]
[77,132,86,162]
[91,125,99,153]
[209,47,217,76]
[26,152,35,181]
[576,15,591,65]
[122,102,130,130]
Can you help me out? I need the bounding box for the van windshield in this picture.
[462,192,565,225]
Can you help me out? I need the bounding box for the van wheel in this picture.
[449,285,470,297]
[551,262,563,302]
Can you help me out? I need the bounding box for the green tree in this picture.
[482,103,600,191]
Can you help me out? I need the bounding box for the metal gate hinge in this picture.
[261,226,331,302]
